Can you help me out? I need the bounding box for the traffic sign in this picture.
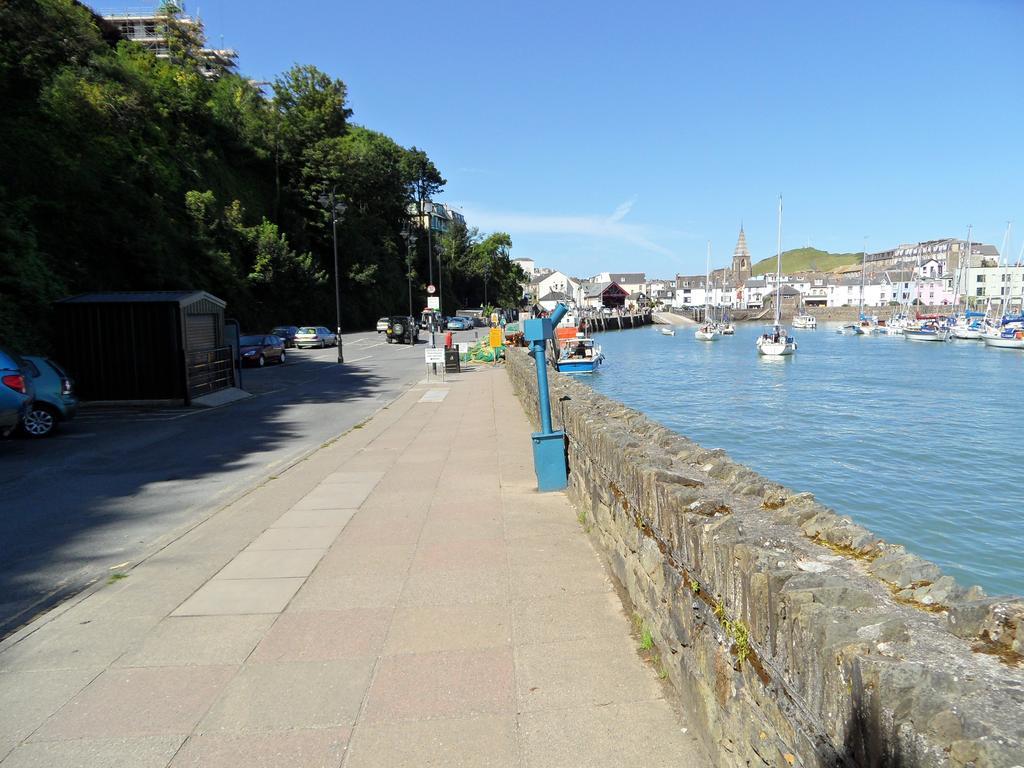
[427,284,436,294]
[427,297,440,309]
[424,348,445,364]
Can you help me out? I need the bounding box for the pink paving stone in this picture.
[250,609,390,663]
[411,539,507,572]
[32,666,237,740]
[169,727,350,767]
[362,648,515,723]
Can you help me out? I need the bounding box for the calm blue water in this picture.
[584,323,1024,597]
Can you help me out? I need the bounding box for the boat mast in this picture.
[963,224,972,312]
[775,196,783,327]
[859,236,868,320]
[705,240,711,325]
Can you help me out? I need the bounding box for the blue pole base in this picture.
[531,430,568,492]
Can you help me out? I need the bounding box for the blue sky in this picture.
[190,0,1022,278]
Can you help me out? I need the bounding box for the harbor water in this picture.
[584,322,1024,596]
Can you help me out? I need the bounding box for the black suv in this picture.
[385,316,419,345]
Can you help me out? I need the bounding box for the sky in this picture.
[185,0,1022,278]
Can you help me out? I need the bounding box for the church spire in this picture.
[732,225,751,285]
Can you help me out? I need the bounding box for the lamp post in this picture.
[318,189,347,363]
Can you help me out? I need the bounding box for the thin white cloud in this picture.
[460,199,677,258]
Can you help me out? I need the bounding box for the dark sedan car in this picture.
[239,334,286,367]
[270,325,299,348]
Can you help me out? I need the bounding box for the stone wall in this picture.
[505,349,1023,768]
[795,305,952,323]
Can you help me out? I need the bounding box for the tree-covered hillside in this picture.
[751,247,861,275]
[0,0,524,352]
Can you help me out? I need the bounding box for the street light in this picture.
[400,224,417,319]
[317,189,347,363]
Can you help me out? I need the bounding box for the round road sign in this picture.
[427,284,436,294]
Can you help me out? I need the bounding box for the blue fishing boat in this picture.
[556,336,605,373]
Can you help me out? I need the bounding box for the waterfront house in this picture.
[581,281,629,309]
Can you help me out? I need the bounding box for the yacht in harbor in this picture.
[756,197,797,356]
[695,242,721,341]
[792,313,817,329]
[982,316,1024,349]
[903,317,950,342]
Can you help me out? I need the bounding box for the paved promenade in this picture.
[0,365,704,767]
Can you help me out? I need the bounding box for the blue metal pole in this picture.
[533,339,553,434]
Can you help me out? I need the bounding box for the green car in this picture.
[20,356,78,438]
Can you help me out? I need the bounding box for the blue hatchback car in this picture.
[1,347,34,437]
[20,356,78,438]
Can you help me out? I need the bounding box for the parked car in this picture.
[19,356,77,438]
[385,316,419,344]
[270,325,299,348]
[446,317,474,331]
[294,326,338,348]
[239,334,286,367]
[376,317,389,334]
[0,347,34,437]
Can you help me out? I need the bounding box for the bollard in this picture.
[522,303,569,492]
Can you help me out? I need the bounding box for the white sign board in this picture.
[424,348,445,365]
[458,342,470,356]
[427,296,440,309]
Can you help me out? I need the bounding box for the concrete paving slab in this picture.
[362,648,514,723]
[512,591,631,646]
[0,613,163,672]
[0,735,184,768]
[506,533,599,569]
[215,550,326,580]
[0,667,101,753]
[345,715,517,768]
[411,539,506,572]
[172,578,305,616]
[288,571,406,612]
[250,609,390,663]
[169,728,350,767]
[383,604,511,656]
[32,665,236,740]
[114,616,274,667]
[197,659,374,731]
[317,543,417,576]
[292,487,367,510]
[271,508,358,529]
[245,527,344,551]
[520,700,704,768]
[336,518,423,546]
[515,636,665,712]
[509,559,613,601]
[417,516,504,544]
[398,568,509,608]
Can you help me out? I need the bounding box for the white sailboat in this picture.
[695,241,721,341]
[756,197,797,356]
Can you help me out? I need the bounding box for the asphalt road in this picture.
[0,327,484,639]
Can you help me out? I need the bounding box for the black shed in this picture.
[55,291,232,403]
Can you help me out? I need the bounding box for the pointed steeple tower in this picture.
[732,225,751,285]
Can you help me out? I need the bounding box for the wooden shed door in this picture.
[185,313,217,351]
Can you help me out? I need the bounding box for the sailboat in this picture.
[695,241,721,341]
[951,226,983,339]
[756,197,797,356]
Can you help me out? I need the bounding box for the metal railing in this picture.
[185,346,235,402]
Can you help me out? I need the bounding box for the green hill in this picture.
[751,247,862,275]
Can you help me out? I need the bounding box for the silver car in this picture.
[295,326,338,348]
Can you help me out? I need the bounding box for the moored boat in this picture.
[660,326,675,336]
[720,323,736,335]
[792,313,817,329]
[556,335,605,372]
[695,323,720,341]
[756,197,797,357]
[982,316,1024,349]
[903,322,950,342]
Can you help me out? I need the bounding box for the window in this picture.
[977,275,985,282]
[976,288,985,297]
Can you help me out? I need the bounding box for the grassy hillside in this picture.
[751,247,862,275]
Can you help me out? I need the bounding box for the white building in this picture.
[591,272,647,296]
[532,271,583,306]
[511,258,536,277]
[102,9,237,78]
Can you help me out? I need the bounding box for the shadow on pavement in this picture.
[0,355,395,639]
